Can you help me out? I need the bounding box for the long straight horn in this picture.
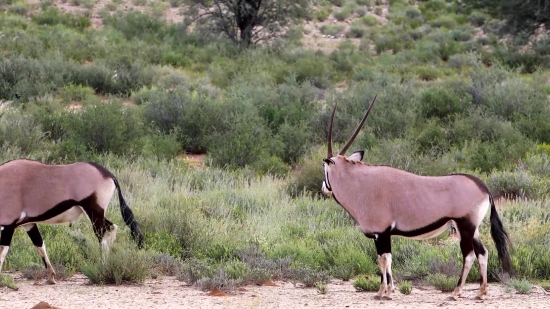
[327,102,338,158]
[339,94,378,156]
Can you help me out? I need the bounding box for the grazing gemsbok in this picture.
[0,159,144,284]
[322,95,512,300]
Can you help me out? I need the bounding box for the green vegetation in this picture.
[399,280,412,294]
[0,0,549,294]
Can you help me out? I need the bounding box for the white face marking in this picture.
[391,221,396,230]
[20,211,27,220]
[0,226,3,231]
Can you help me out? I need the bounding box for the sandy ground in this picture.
[2,272,549,309]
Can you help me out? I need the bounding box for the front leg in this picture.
[374,232,394,300]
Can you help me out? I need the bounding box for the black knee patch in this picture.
[26,225,44,247]
[373,227,392,255]
[386,272,392,284]
[0,227,15,246]
[473,238,487,256]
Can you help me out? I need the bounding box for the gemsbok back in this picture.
[0,159,144,284]
[322,95,512,300]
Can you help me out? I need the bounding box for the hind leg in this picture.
[472,232,488,299]
[451,222,476,300]
[81,194,118,253]
[0,226,15,274]
[24,224,56,284]
[373,232,394,300]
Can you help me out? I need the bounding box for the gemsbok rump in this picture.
[0,159,144,284]
[321,95,512,300]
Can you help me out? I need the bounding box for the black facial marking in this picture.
[323,158,335,165]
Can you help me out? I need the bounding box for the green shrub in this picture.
[420,87,470,119]
[0,110,45,155]
[7,2,30,15]
[30,7,91,30]
[82,246,152,285]
[467,11,487,27]
[61,84,96,103]
[431,16,457,29]
[320,24,345,37]
[399,280,412,294]
[346,25,367,38]
[486,171,539,200]
[0,274,18,291]
[285,147,325,197]
[142,86,221,153]
[63,100,144,156]
[102,10,167,41]
[427,273,457,292]
[359,15,379,26]
[333,9,352,22]
[289,264,330,288]
[353,275,379,292]
[507,279,532,294]
[314,9,330,22]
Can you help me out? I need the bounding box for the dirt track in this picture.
[2,272,549,309]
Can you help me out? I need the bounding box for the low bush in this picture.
[427,273,456,292]
[82,246,152,285]
[353,275,379,292]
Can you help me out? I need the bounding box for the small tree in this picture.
[184,0,310,47]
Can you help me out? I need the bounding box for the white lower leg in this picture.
[477,249,489,298]
[377,254,389,298]
[101,224,118,253]
[0,245,10,272]
[452,250,475,299]
[36,244,56,284]
[386,253,395,293]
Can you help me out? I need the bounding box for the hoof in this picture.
[381,295,393,301]
[474,295,485,300]
[445,296,458,301]
[373,295,381,300]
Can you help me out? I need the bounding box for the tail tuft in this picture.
[113,178,144,249]
[489,195,512,272]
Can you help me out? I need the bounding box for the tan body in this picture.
[327,157,488,238]
[0,159,143,284]
[322,95,512,301]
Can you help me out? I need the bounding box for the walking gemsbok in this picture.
[321,95,512,300]
[0,159,144,284]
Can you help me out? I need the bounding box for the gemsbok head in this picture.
[0,159,144,284]
[322,95,512,300]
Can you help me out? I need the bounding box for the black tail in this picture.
[113,178,144,249]
[489,194,512,272]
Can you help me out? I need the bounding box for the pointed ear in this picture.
[348,151,364,162]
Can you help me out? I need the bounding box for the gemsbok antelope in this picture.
[322,95,512,300]
[0,159,144,284]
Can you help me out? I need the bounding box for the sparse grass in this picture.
[507,279,532,294]
[0,274,19,290]
[399,280,412,294]
[315,281,328,294]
